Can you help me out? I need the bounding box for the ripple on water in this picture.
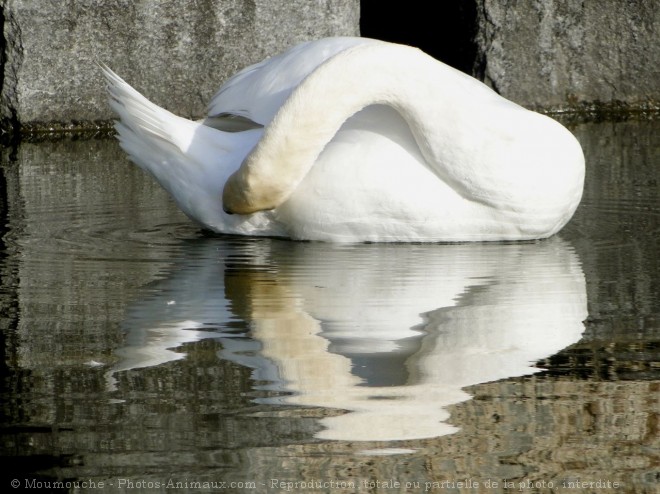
[0,121,658,490]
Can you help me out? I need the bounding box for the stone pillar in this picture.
[0,0,360,134]
[474,0,660,111]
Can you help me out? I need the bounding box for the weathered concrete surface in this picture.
[2,0,658,134]
[474,0,660,111]
[0,0,359,133]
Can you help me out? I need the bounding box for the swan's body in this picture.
[105,37,584,242]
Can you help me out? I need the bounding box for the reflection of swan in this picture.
[114,237,587,441]
[104,37,584,242]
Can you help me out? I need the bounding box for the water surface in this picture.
[0,118,658,492]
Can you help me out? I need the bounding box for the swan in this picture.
[104,37,585,242]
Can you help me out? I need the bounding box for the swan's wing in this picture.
[207,37,377,125]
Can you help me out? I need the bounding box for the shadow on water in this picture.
[0,117,658,490]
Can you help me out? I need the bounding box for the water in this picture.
[0,118,658,492]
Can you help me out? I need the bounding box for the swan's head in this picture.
[221,105,329,215]
[222,161,284,215]
[222,175,247,215]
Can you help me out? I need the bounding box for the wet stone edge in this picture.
[2,101,660,145]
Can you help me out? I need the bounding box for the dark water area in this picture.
[0,118,658,493]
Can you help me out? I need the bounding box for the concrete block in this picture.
[0,0,359,133]
[474,0,660,111]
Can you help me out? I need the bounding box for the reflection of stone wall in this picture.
[474,1,660,111]
[8,366,656,493]
[541,118,660,384]
[0,0,359,131]
[573,119,659,318]
[0,138,188,369]
[1,121,657,491]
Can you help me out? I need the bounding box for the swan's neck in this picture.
[222,42,463,214]
[221,41,582,218]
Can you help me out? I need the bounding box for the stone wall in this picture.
[0,0,359,134]
[474,0,660,111]
[1,0,658,135]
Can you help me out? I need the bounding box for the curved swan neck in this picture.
[221,40,583,218]
[222,42,450,214]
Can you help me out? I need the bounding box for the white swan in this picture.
[104,37,585,242]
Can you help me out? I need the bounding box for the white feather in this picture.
[103,37,585,242]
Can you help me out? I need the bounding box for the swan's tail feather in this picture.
[102,65,268,230]
[102,65,224,222]
[102,66,231,184]
[101,65,196,158]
